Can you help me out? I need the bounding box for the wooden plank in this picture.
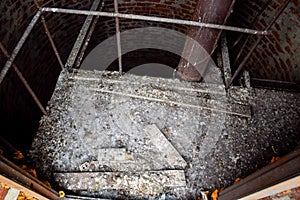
[240,175,300,200]
[0,175,49,200]
[4,187,19,200]
[55,170,186,196]
[219,147,300,200]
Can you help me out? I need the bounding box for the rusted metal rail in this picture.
[41,7,266,35]
[74,1,104,68]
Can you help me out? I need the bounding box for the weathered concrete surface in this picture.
[28,69,300,199]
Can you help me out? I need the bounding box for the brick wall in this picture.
[227,0,300,83]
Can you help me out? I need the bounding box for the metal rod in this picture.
[0,42,47,115]
[75,19,99,67]
[0,11,41,85]
[75,1,105,68]
[65,0,102,69]
[0,160,60,200]
[226,0,290,89]
[251,77,296,84]
[89,87,251,118]
[230,0,272,50]
[41,7,266,35]
[34,0,64,70]
[40,16,64,70]
[114,0,122,74]
[75,16,99,68]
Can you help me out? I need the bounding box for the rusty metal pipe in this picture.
[226,0,290,89]
[65,0,102,69]
[177,0,236,81]
[41,7,266,35]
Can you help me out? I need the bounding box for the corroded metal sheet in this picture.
[54,170,186,196]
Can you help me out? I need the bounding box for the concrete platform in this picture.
[28,69,300,199]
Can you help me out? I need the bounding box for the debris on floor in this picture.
[28,69,300,199]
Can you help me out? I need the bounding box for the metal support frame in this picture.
[40,16,64,70]
[33,0,64,70]
[41,7,266,35]
[226,0,290,89]
[65,0,102,69]
[114,0,123,74]
[0,3,267,85]
[231,0,272,65]
[0,42,47,115]
[0,10,41,85]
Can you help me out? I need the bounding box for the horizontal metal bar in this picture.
[0,10,41,85]
[41,7,266,35]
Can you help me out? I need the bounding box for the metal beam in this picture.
[65,0,102,69]
[219,146,300,200]
[41,7,266,35]
[34,0,64,70]
[226,0,290,89]
[0,11,41,85]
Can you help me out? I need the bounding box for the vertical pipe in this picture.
[177,0,236,82]
[220,33,232,86]
[114,0,123,74]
